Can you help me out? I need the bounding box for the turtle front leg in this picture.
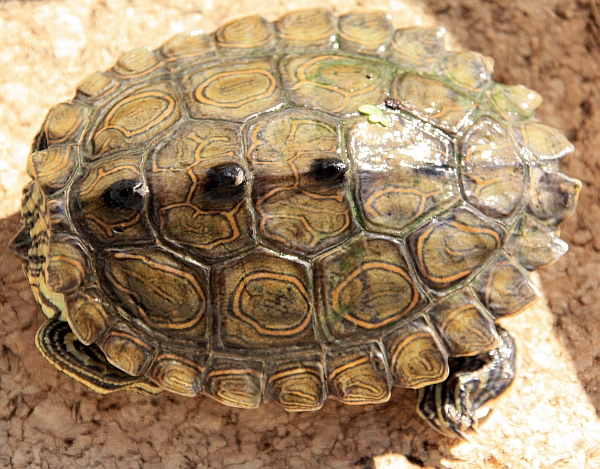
[416,326,516,439]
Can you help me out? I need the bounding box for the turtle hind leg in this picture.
[35,319,162,395]
[416,326,516,439]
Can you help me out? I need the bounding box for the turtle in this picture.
[9,8,581,439]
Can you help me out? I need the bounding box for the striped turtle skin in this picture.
[10,9,581,439]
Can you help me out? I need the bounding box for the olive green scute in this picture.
[215,15,277,56]
[407,207,505,291]
[92,80,182,157]
[347,111,458,234]
[26,145,79,196]
[326,342,391,404]
[471,254,540,318]
[205,356,263,408]
[245,108,357,256]
[427,289,499,357]
[146,348,208,396]
[111,47,166,80]
[65,287,112,345]
[486,83,542,121]
[275,9,335,52]
[513,121,574,161]
[382,315,448,388]
[47,194,71,232]
[181,57,283,122]
[75,71,121,103]
[337,11,393,56]
[211,249,316,350]
[315,235,427,341]
[459,116,526,219]
[44,233,90,294]
[159,30,217,64]
[99,248,209,340]
[265,354,325,411]
[527,167,581,225]
[506,215,568,271]
[386,27,444,72]
[438,51,493,92]
[99,321,156,376]
[391,74,477,133]
[42,102,91,146]
[280,52,394,116]
[146,120,256,261]
[70,153,154,245]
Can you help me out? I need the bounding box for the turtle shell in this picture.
[13,9,581,410]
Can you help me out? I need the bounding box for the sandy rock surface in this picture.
[1,0,599,468]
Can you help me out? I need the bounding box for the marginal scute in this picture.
[112,46,166,79]
[45,233,89,293]
[315,235,426,340]
[407,207,505,291]
[347,111,459,233]
[99,321,156,376]
[76,71,120,102]
[387,27,444,72]
[427,289,499,357]
[245,108,356,255]
[472,254,540,318]
[527,167,581,225]
[276,8,335,51]
[326,343,391,404]
[71,153,153,244]
[99,248,209,338]
[391,74,477,133]
[47,194,71,232]
[27,145,78,196]
[93,81,182,157]
[266,354,325,411]
[214,15,276,55]
[42,102,91,146]
[382,315,448,388]
[146,348,207,396]
[439,51,494,92]
[487,83,543,120]
[506,215,568,271]
[181,57,283,122]
[160,30,216,63]
[212,249,316,349]
[514,121,574,161]
[280,52,394,116]
[337,11,393,55]
[459,116,526,218]
[65,287,112,345]
[205,357,263,408]
[146,120,255,261]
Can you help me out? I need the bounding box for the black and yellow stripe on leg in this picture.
[416,326,516,439]
[35,319,161,395]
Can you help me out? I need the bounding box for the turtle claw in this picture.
[416,327,516,439]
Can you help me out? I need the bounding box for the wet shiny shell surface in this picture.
[20,9,581,410]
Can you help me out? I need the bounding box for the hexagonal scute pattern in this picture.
[146,120,256,262]
[19,9,581,408]
[245,108,357,257]
[315,235,427,341]
[212,249,317,350]
[346,111,459,235]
